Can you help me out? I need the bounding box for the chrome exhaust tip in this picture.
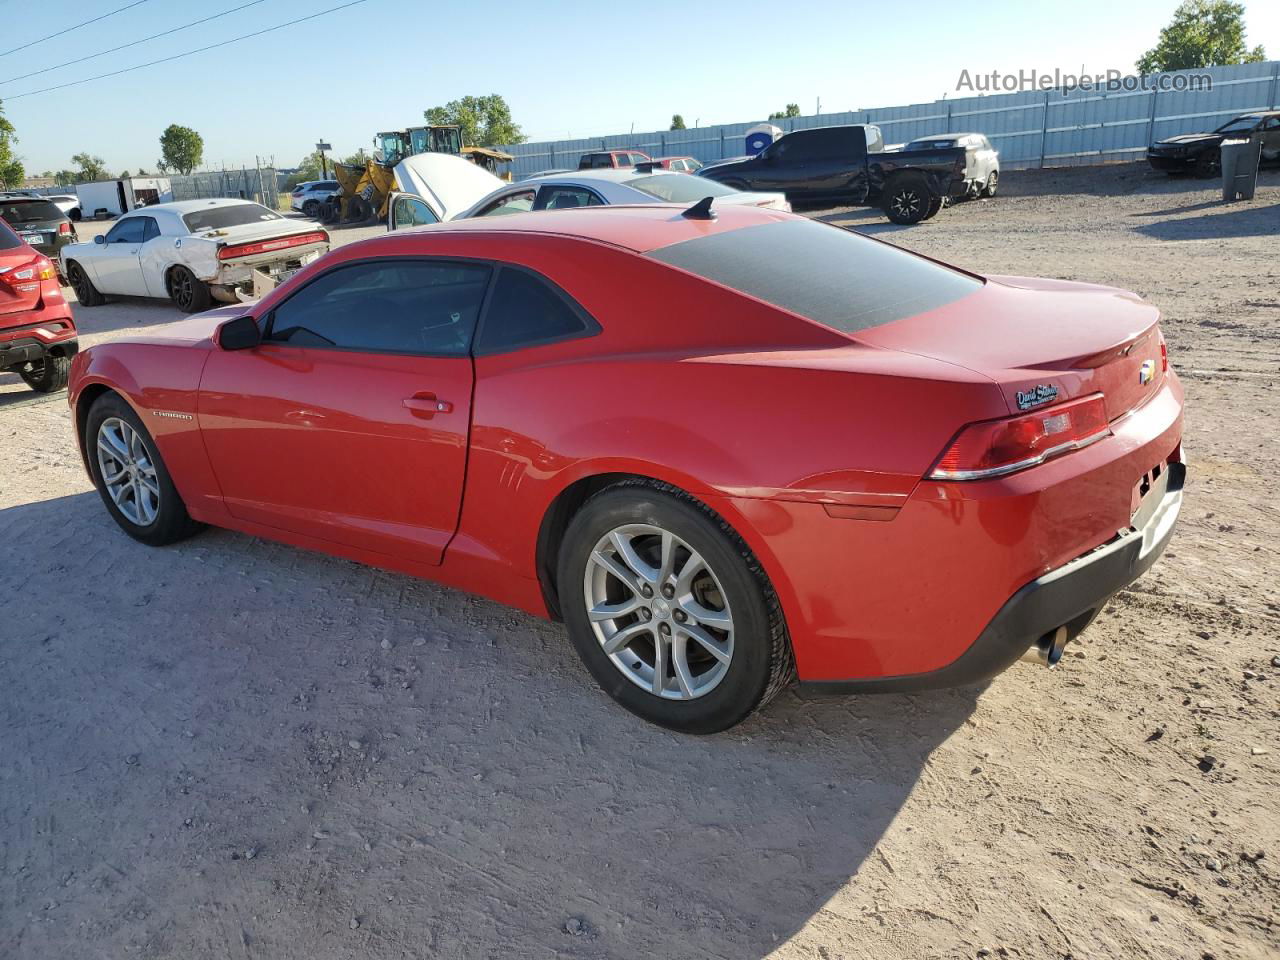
[1020,625,1069,668]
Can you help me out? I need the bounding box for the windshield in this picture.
[182,203,283,233]
[1215,116,1260,134]
[0,198,63,224]
[649,219,981,334]
[624,174,738,202]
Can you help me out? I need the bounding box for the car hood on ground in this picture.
[393,154,504,222]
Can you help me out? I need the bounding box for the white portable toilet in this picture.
[745,123,784,155]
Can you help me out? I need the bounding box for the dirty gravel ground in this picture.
[1,164,1277,960]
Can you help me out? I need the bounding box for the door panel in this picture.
[92,216,153,295]
[198,346,474,563]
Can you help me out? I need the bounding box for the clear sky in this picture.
[1,0,1277,174]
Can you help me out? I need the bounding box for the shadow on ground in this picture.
[1,493,977,959]
[1134,201,1280,241]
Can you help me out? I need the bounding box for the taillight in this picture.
[58,221,71,234]
[217,231,327,260]
[1159,331,1168,372]
[929,394,1111,481]
[0,255,56,286]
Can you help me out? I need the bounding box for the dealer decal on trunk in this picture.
[1015,384,1060,410]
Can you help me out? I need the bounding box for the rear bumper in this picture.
[0,312,78,369]
[803,460,1184,693]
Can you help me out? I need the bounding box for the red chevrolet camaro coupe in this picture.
[67,203,1184,732]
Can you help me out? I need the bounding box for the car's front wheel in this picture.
[67,261,105,306]
[86,393,204,546]
[1193,149,1220,179]
[982,171,999,197]
[166,265,212,314]
[558,481,793,733]
[302,199,320,218]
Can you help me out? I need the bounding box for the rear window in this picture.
[0,218,20,250]
[182,203,282,232]
[907,138,955,150]
[649,219,981,334]
[624,174,737,202]
[0,198,63,224]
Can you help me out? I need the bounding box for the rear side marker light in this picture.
[929,393,1111,481]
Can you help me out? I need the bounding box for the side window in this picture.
[536,186,603,210]
[140,216,160,241]
[473,190,535,218]
[591,155,612,168]
[392,195,439,228]
[475,267,597,354]
[105,217,148,244]
[265,259,492,356]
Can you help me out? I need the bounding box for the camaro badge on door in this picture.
[1139,359,1155,385]
[1015,384,1059,410]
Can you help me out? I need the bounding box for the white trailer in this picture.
[74,177,174,219]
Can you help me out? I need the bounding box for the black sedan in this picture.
[1147,111,1280,178]
[0,195,77,266]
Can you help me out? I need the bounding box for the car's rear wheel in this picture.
[17,355,70,393]
[67,261,105,306]
[166,265,212,314]
[68,208,82,222]
[302,199,320,218]
[86,393,204,546]
[883,174,932,224]
[557,481,793,733]
[982,170,999,197]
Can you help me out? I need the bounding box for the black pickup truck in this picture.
[697,124,968,224]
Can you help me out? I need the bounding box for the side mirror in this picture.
[217,315,261,351]
[94,234,105,244]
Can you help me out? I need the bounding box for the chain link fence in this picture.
[168,168,280,209]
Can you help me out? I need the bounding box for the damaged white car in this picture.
[60,199,329,313]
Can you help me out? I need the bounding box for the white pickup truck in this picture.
[60,198,330,313]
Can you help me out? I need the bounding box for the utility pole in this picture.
[316,139,332,178]
[816,96,821,115]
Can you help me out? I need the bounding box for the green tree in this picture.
[71,152,110,182]
[670,114,687,130]
[120,169,132,178]
[768,103,801,121]
[158,123,203,176]
[424,94,526,147]
[54,169,77,185]
[1137,0,1265,73]
[341,148,369,166]
[0,100,24,189]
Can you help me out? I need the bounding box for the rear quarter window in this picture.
[648,219,981,334]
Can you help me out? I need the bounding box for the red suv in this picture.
[577,149,652,170]
[0,218,78,392]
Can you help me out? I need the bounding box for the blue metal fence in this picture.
[499,61,1280,179]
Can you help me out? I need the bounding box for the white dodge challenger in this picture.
[60,198,329,313]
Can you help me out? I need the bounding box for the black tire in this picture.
[67,260,105,306]
[557,480,793,734]
[1193,149,1219,179]
[345,195,372,223]
[17,355,71,393]
[882,173,932,224]
[69,208,82,222]
[302,198,320,218]
[922,195,944,220]
[982,170,999,197]
[85,392,204,546]
[166,265,212,314]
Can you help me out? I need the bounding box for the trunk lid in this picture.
[857,274,1166,421]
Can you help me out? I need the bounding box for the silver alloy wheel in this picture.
[96,417,160,526]
[584,523,734,700]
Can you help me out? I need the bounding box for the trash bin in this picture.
[1220,135,1263,201]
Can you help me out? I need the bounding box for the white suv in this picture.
[290,180,340,217]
